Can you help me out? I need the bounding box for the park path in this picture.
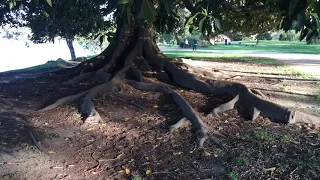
[160,47,320,77]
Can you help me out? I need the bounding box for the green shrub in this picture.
[279,33,287,41]
[257,32,272,40]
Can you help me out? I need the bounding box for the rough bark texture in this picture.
[38,24,320,148]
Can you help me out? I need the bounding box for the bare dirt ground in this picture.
[0,58,320,180]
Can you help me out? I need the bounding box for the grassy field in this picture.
[160,40,320,54]
[164,51,318,78]
[164,52,282,65]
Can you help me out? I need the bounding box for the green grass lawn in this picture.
[160,40,320,54]
[163,51,281,64]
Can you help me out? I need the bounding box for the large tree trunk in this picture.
[66,38,76,60]
[39,21,320,148]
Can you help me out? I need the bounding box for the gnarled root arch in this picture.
[38,26,320,148]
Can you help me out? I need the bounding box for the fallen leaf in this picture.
[125,168,130,174]
[146,169,152,175]
[48,151,56,154]
[86,128,94,131]
[203,151,211,156]
[264,167,276,175]
[180,90,184,92]
[118,170,124,173]
[116,154,124,159]
[153,105,159,109]
[173,151,183,155]
[308,130,318,134]
[124,117,131,121]
[100,123,107,127]
[145,156,150,160]
[223,113,228,116]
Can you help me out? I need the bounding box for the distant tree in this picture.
[257,32,272,40]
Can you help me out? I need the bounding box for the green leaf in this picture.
[214,18,222,31]
[46,0,52,7]
[185,12,200,26]
[189,25,194,33]
[199,17,207,33]
[264,167,276,175]
[42,11,50,18]
[118,0,132,5]
[9,2,13,9]
[19,3,24,10]
[143,0,157,23]
[201,8,208,16]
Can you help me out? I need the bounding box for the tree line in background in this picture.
[157,29,320,47]
[1,0,320,58]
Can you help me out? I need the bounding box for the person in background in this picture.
[193,38,198,51]
[184,38,189,48]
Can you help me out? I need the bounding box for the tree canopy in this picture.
[1,0,320,43]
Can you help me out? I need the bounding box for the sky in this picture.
[0,34,100,72]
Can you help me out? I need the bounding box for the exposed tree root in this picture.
[63,72,96,85]
[37,91,88,112]
[29,131,44,152]
[38,26,320,150]
[148,52,319,125]
[250,89,266,98]
[126,80,223,148]
[182,63,232,79]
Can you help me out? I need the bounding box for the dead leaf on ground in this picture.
[173,152,183,156]
[116,154,124,159]
[125,168,130,174]
[124,117,131,121]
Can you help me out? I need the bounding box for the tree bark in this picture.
[39,24,320,148]
[66,38,76,60]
